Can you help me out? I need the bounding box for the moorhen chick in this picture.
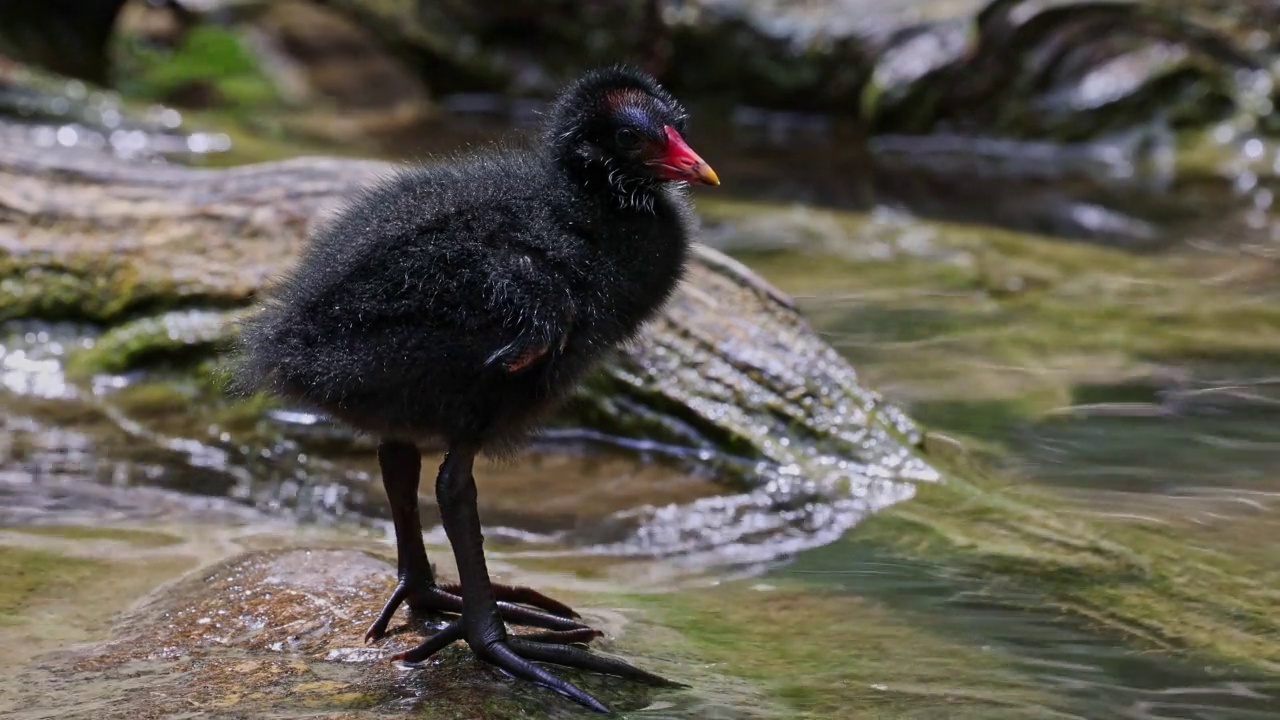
[233,66,719,712]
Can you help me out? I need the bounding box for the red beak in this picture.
[649,125,720,186]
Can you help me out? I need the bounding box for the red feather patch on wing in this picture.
[491,306,574,374]
[504,344,550,373]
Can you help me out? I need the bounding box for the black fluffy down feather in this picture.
[232,66,700,454]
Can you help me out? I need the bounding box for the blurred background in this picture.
[1,1,1279,718]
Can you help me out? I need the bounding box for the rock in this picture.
[11,548,671,718]
[315,0,671,98]
[311,0,1271,138]
[238,0,435,136]
[310,0,929,111]
[861,0,1262,138]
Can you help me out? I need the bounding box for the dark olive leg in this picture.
[365,438,590,643]
[392,445,676,714]
[364,438,436,641]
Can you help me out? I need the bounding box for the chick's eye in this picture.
[615,128,641,149]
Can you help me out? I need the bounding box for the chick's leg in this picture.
[364,438,591,642]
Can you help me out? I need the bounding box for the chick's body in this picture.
[239,150,693,450]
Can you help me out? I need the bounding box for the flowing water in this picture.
[2,91,1279,718]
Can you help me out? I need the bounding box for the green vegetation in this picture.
[0,258,175,325]
[66,310,240,377]
[114,26,281,110]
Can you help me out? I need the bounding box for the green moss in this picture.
[633,584,1052,718]
[67,310,241,377]
[0,259,170,324]
[114,26,281,110]
[0,545,102,624]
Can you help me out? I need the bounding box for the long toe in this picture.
[494,601,593,633]
[507,637,680,687]
[439,581,582,619]
[428,583,594,634]
[478,640,611,713]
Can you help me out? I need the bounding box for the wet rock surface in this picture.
[10,548,677,719]
[861,0,1272,139]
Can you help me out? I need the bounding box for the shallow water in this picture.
[781,542,1280,719]
[2,96,1280,718]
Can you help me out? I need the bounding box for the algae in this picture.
[0,545,101,624]
[0,260,174,325]
[633,584,1054,719]
[852,470,1280,669]
[66,309,241,377]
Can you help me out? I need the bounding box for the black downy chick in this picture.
[233,66,719,713]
